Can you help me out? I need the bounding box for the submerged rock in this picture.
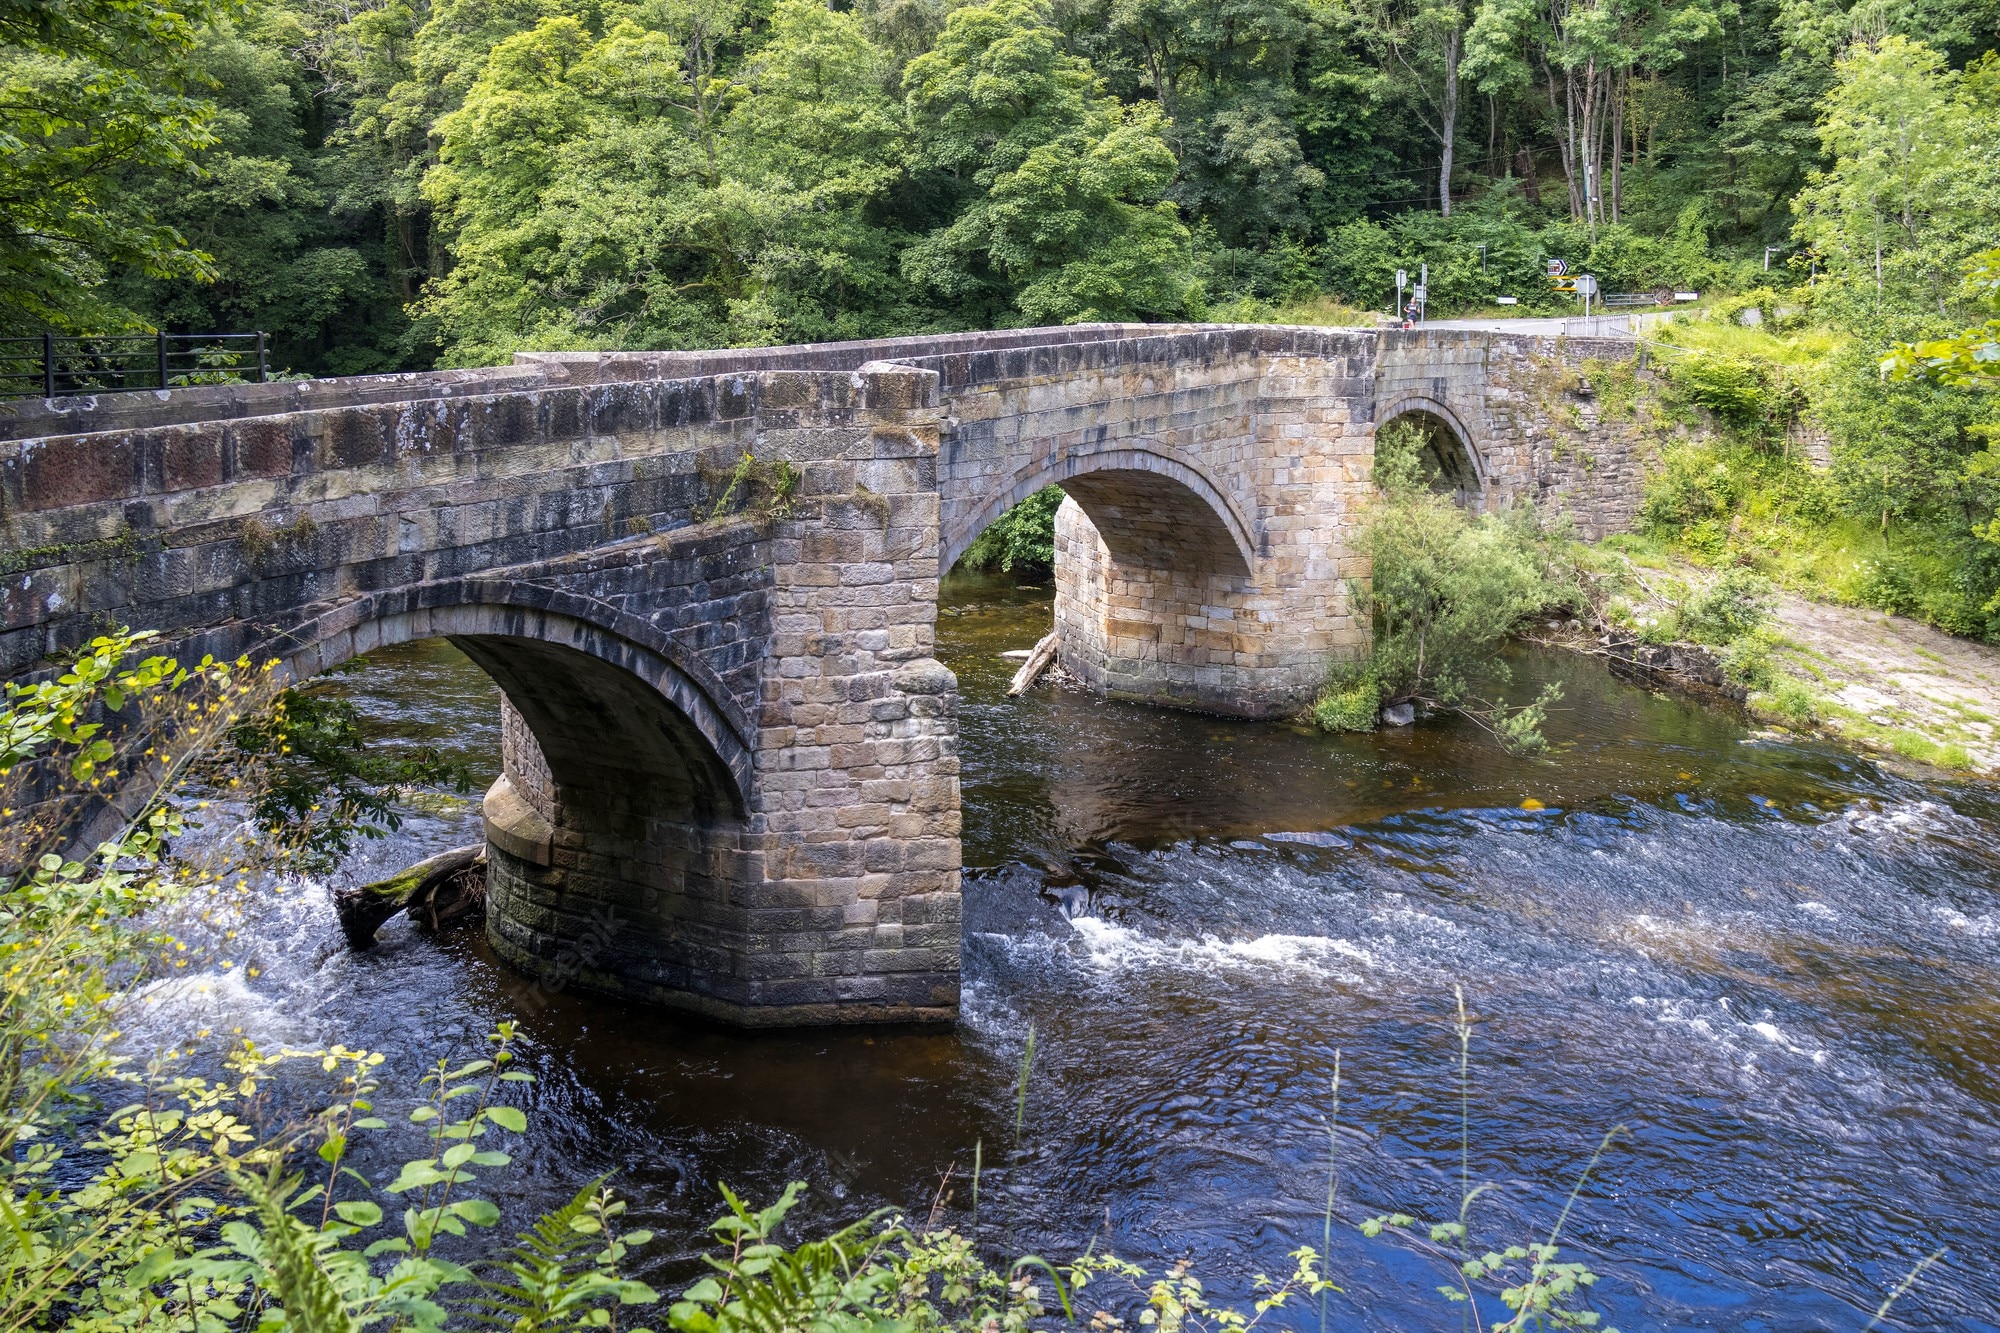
[334,843,486,949]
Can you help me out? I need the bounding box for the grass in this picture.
[1200,292,1380,326]
[1646,313,1848,366]
[1801,696,1982,771]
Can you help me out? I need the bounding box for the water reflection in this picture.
[143,571,2000,1332]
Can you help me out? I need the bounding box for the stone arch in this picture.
[1375,395,1486,507]
[942,443,1256,577]
[272,580,767,1015]
[278,579,753,816]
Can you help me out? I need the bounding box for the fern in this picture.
[227,1165,361,1333]
[669,1183,901,1333]
[217,1162,460,1333]
[469,1179,658,1332]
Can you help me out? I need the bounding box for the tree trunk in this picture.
[1438,27,1461,216]
[1552,56,1582,220]
[334,844,487,948]
[1609,70,1624,224]
[396,211,418,298]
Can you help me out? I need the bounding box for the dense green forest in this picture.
[3,0,1994,369]
[4,0,1999,632]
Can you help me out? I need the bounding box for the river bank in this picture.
[1560,552,2000,776]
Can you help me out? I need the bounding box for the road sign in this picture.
[1547,258,1568,276]
[1395,269,1408,286]
[1412,285,1427,300]
[1575,273,1598,297]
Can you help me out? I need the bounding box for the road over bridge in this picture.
[0,322,1649,1026]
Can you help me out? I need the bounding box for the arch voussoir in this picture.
[943,441,1257,576]
[274,579,754,811]
[1373,393,1489,494]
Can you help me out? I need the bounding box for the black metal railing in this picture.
[0,332,268,400]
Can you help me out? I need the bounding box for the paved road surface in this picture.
[1406,312,1672,337]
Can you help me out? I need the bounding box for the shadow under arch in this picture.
[1375,394,1486,509]
[942,444,1257,578]
[272,580,762,1017]
[279,581,753,816]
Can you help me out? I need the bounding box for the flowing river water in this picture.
[137,571,2000,1331]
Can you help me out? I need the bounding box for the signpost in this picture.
[1575,272,1598,317]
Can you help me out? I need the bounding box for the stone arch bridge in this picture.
[0,323,1648,1026]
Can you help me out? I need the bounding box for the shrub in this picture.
[1752,676,1820,727]
[1856,547,1999,639]
[1664,350,1768,431]
[1680,569,1776,644]
[1640,443,1743,531]
[1372,416,1441,495]
[1348,494,1581,750]
[1720,627,1781,690]
[1311,663,1379,732]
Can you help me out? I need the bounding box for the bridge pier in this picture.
[470,366,964,1026]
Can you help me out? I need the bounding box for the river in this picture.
[137,571,2000,1331]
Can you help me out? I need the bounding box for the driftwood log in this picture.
[333,843,487,949]
[1006,631,1060,696]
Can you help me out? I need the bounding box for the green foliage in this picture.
[226,672,477,875]
[1751,674,1821,728]
[1311,664,1380,732]
[1678,569,1776,645]
[469,1181,657,1333]
[0,629,658,1333]
[1884,249,2000,387]
[665,1180,1336,1333]
[1792,38,2000,317]
[1353,493,1578,749]
[18,0,1999,360]
[0,0,230,333]
[959,486,1064,575]
[668,1182,903,1333]
[1638,285,2000,640]
[1663,351,1768,431]
[1370,416,1441,496]
[900,0,1202,326]
[702,452,804,523]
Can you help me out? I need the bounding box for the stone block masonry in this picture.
[0,323,1657,1025]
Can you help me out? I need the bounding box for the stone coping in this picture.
[0,323,1638,443]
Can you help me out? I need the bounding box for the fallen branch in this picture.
[333,843,486,948]
[1007,631,1060,696]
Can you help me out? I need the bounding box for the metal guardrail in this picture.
[1547,313,1676,337]
[0,332,268,400]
